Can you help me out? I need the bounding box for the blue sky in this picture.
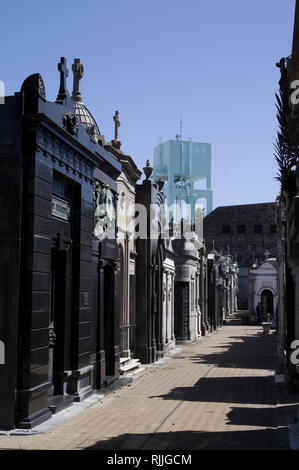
[0,0,296,209]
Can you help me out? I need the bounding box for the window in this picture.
[53,174,72,200]
[254,225,263,234]
[270,225,277,234]
[237,225,246,234]
[222,225,231,234]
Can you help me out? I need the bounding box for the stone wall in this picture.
[203,203,277,267]
[203,202,277,309]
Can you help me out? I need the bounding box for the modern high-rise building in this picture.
[152,139,212,220]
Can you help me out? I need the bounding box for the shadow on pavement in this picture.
[188,331,276,370]
[226,406,275,427]
[82,318,286,451]
[83,428,281,450]
[149,375,275,405]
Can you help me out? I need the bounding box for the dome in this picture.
[73,101,101,139]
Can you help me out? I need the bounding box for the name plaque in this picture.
[52,195,70,221]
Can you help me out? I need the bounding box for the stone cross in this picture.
[56,57,69,103]
[113,111,120,140]
[72,58,84,102]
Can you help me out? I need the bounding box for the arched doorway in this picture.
[261,289,274,321]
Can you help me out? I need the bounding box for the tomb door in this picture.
[129,274,136,357]
[48,246,71,397]
[104,264,115,377]
[261,289,274,320]
[174,282,189,341]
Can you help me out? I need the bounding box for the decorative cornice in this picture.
[36,128,93,182]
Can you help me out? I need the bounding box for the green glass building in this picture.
[152,139,213,220]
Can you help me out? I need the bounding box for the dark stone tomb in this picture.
[0,57,121,429]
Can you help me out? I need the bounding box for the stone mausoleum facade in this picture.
[248,260,278,320]
[0,58,123,429]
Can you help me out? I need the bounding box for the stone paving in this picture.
[0,314,289,450]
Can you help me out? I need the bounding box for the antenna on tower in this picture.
[180,113,182,141]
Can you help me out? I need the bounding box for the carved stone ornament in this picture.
[93,181,115,240]
[156,179,165,191]
[87,125,98,144]
[38,75,46,100]
[36,128,93,182]
[163,283,166,301]
[143,159,153,180]
[48,321,56,347]
[20,73,46,101]
[62,112,79,136]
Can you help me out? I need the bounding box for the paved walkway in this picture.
[0,314,288,450]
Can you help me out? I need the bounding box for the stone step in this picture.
[120,359,142,375]
[103,375,118,387]
[120,357,131,367]
[47,394,75,414]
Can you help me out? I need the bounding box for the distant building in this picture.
[248,260,278,319]
[152,139,213,219]
[203,202,277,309]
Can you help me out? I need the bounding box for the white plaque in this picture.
[52,195,70,221]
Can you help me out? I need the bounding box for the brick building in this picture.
[203,202,277,309]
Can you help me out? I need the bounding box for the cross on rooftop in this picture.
[56,57,69,103]
[72,58,84,102]
[113,110,120,140]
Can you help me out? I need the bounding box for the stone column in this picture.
[162,269,167,347]
[165,271,169,344]
[151,264,157,362]
[171,273,175,341]
[167,273,172,343]
[197,269,201,337]
[124,235,130,358]
[204,262,210,333]
[113,260,121,377]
